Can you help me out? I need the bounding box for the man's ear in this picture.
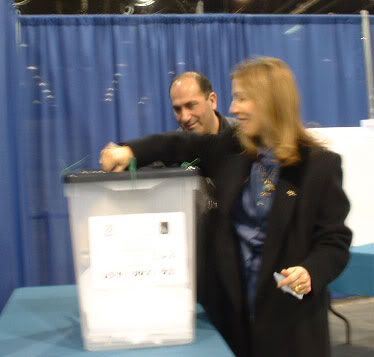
[208,91,218,110]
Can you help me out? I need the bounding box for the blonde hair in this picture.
[232,57,323,166]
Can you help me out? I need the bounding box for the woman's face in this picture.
[230,79,263,138]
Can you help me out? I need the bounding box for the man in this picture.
[170,71,232,135]
[101,71,234,171]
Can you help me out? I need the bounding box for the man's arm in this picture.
[100,132,215,173]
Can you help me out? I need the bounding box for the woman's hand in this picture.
[100,142,134,172]
[277,266,312,295]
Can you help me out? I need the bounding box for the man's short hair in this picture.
[169,71,214,98]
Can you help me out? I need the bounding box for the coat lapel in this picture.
[256,154,307,298]
[213,153,253,308]
[218,152,253,215]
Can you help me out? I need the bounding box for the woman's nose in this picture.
[229,101,237,115]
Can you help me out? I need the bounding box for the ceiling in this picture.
[15,0,374,15]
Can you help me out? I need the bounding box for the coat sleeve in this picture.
[124,131,224,175]
[121,129,239,177]
[301,152,352,295]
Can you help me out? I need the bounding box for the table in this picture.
[0,285,234,356]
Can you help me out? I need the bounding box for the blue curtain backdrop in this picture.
[0,1,23,312]
[0,12,372,310]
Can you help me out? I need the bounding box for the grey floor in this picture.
[330,297,374,357]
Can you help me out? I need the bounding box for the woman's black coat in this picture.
[128,128,352,357]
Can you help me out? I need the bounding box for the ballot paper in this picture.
[273,272,303,300]
[88,212,188,289]
[80,212,193,340]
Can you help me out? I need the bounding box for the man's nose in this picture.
[179,107,192,122]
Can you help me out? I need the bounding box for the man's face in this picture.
[170,77,218,134]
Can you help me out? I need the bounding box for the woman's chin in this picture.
[241,127,257,137]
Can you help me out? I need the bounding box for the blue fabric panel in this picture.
[0,1,24,312]
[18,15,369,136]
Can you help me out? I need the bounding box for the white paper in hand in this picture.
[273,272,303,300]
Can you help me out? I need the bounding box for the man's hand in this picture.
[277,266,312,295]
[99,142,134,172]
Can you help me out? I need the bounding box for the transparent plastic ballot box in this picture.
[63,168,204,351]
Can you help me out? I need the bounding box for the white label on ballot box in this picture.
[88,212,188,289]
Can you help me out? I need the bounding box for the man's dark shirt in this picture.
[150,111,235,169]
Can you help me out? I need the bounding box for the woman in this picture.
[100,57,351,357]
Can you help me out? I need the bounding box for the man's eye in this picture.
[187,103,197,109]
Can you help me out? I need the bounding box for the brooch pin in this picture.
[286,190,297,197]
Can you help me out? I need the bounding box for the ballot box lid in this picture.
[63,167,200,184]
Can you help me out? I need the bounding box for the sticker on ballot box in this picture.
[88,212,189,289]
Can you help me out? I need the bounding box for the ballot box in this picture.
[63,168,203,351]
